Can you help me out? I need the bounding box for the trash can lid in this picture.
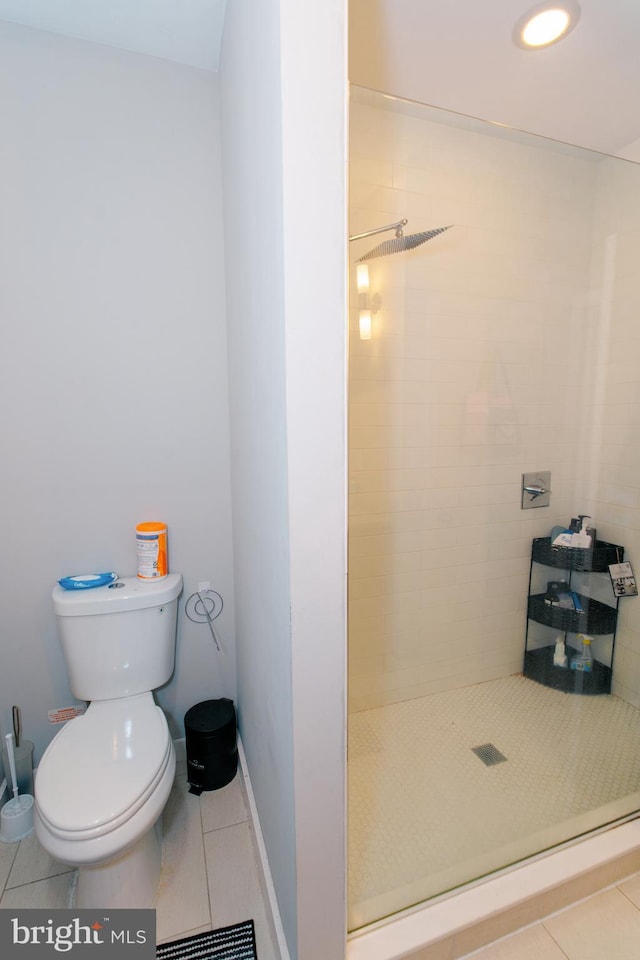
[185,698,235,733]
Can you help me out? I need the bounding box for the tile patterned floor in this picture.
[349,675,640,930]
[3,731,640,960]
[0,744,279,959]
[464,871,640,960]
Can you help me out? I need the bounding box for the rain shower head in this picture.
[349,219,453,262]
[358,224,452,262]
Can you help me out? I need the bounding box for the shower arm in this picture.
[349,219,408,242]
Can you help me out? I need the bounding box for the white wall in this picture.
[348,90,640,715]
[588,156,640,707]
[219,0,297,951]
[0,22,235,757]
[348,89,600,710]
[281,3,347,958]
[220,3,347,959]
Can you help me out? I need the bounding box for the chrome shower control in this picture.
[522,471,552,509]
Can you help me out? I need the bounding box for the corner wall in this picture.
[348,90,598,710]
[589,157,640,707]
[219,0,296,951]
[219,3,347,958]
[348,90,640,715]
[0,22,235,756]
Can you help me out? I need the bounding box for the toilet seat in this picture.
[36,694,172,842]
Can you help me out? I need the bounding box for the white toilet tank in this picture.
[52,574,183,701]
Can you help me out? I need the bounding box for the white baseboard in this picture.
[237,734,291,960]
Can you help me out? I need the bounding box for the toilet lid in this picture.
[36,696,171,838]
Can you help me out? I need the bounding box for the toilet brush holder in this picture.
[1,739,34,798]
[0,793,34,843]
[0,732,34,843]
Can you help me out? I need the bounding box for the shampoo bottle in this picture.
[553,634,568,668]
[572,515,593,549]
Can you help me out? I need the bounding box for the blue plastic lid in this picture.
[58,572,118,591]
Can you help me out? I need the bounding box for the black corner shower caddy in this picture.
[524,536,624,694]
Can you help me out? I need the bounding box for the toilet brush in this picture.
[0,732,34,842]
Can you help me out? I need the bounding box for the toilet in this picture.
[35,573,183,909]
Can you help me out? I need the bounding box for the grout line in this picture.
[613,875,640,914]
[538,870,640,925]
[460,872,640,959]
[6,867,73,892]
[198,789,213,934]
[0,838,22,900]
[459,918,572,960]
[201,816,248,836]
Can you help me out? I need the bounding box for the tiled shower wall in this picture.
[348,87,640,712]
[589,158,640,708]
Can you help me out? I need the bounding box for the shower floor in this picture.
[348,674,640,931]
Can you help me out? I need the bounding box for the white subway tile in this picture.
[348,95,640,706]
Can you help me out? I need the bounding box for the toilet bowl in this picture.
[35,573,183,908]
[35,693,176,908]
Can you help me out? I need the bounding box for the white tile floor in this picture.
[5,732,640,960]
[0,744,279,959]
[349,675,640,930]
[463,871,640,960]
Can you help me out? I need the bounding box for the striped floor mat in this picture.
[156,920,257,960]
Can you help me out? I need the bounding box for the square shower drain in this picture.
[472,743,507,766]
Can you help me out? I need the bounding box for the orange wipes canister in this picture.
[136,522,168,581]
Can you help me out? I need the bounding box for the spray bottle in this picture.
[570,634,593,672]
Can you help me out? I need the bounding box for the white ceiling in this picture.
[0,0,227,72]
[350,0,640,158]
[0,1,638,156]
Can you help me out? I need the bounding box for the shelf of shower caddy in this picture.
[527,594,617,634]
[531,537,623,573]
[523,647,612,695]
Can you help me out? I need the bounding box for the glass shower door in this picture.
[348,84,640,930]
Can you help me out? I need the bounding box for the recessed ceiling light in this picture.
[513,1,581,49]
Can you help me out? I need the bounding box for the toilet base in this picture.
[75,819,162,909]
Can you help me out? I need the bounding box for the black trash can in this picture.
[184,698,238,795]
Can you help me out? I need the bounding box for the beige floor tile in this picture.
[204,822,277,960]
[6,832,73,888]
[452,900,547,958]
[0,841,18,895]
[0,756,278,958]
[618,871,640,909]
[0,872,74,909]
[544,888,640,960]
[464,924,568,960]
[157,923,211,946]
[200,774,248,834]
[155,778,210,943]
[174,739,186,772]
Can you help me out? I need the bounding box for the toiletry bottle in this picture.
[552,528,574,547]
[552,518,580,547]
[572,516,593,549]
[553,633,568,668]
[570,634,593,672]
[582,514,596,544]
